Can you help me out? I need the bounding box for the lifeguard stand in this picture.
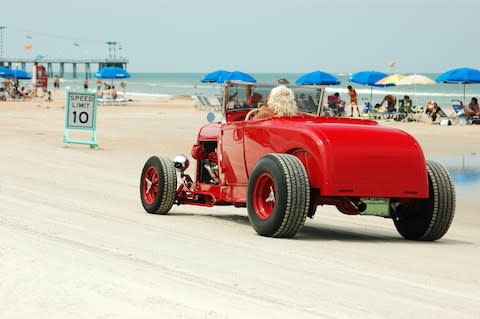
[33,63,48,92]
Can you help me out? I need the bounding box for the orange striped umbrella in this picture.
[375,73,405,85]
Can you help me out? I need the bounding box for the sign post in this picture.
[64,91,98,149]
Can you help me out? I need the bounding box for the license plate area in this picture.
[360,198,391,217]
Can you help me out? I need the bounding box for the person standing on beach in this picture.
[83,79,89,91]
[120,81,127,95]
[96,79,102,92]
[347,85,360,117]
[53,76,60,91]
[110,86,118,100]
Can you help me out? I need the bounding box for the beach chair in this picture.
[397,99,413,121]
[97,94,127,106]
[361,101,383,119]
[193,95,208,110]
[408,105,425,122]
[206,97,222,111]
[216,96,224,107]
[378,108,401,121]
[452,100,480,125]
[304,96,318,114]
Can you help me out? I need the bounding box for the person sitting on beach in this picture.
[16,86,28,98]
[0,88,7,101]
[403,95,412,111]
[327,92,346,116]
[251,85,298,120]
[426,100,443,122]
[379,94,397,112]
[26,89,37,98]
[460,97,480,116]
[2,78,11,90]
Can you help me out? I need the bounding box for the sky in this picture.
[1,0,479,73]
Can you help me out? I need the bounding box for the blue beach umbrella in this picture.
[436,67,480,103]
[349,70,393,87]
[10,69,32,80]
[201,70,230,83]
[216,70,256,84]
[349,70,394,101]
[95,67,131,79]
[0,66,14,78]
[295,70,340,85]
[436,67,480,84]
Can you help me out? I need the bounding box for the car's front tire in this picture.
[247,154,310,238]
[394,160,455,241]
[140,156,177,215]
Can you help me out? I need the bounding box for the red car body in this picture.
[197,116,428,203]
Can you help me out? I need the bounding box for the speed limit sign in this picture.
[64,91,98,148]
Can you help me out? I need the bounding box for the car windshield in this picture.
[224,81,322,115]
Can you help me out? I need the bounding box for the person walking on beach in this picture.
[347,85,360,117]
[83,79,89,91]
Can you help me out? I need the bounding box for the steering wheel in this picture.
[245,109,260,120]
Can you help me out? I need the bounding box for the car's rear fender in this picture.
[244,120,428,199]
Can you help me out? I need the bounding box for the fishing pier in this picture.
[0,57,128,79]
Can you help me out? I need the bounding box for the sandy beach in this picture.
[1,92,479,319]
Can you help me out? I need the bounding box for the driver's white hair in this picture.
[267,85,298,116]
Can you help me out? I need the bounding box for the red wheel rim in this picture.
[142,166,159,205]
[253,173,276,220]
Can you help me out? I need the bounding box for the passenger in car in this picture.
[253,85,298,119]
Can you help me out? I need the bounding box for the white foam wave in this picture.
[126,91,172,98]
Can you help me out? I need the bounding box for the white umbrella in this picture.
[397,74,436,85]
[396,74,436,107]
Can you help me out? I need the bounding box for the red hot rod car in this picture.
[140,81,455,240]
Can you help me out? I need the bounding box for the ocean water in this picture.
[55,72,480,108]
[430,153,480,197]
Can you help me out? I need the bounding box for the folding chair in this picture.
[452,100,480,124]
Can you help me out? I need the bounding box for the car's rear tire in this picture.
[394,160,455,241]
[140,156,177,215]
[247,154,310,238]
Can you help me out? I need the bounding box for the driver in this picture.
[252,85,298,120]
